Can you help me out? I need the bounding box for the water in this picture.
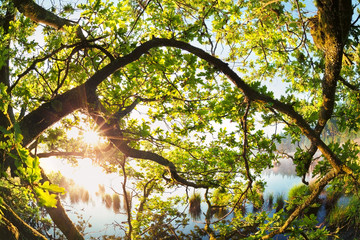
[40,157,309,239]
[262,158,303,197]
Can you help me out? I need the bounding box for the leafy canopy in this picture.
[0,0,360,239]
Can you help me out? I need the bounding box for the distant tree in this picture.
[0,0,359,239]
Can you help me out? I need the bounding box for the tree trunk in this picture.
[41,169,85,240]
[1,202,47,240]
[0,216,19,240]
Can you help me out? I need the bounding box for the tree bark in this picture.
[19,37,352,181]
[40,169,85,240]
[10,1,354,238]
[20,85,88,147]
[1,201,47,240]
[0,216,19,240]
[314,0,352,134]
[12,0,85,40]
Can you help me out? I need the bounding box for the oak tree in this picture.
[0,0,359,239]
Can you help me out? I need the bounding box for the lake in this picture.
[40,157,315,239]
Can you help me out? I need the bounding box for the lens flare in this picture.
[83,130,101,146]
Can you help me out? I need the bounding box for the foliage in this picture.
[286,183,321,215]
[275,193,285,212]
[287,184,310,204]
[0,0,360,239]
[328,195,360,238]
[0,178,54,237]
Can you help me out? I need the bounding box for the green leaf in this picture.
[39,181,65,194]
[34,187,58,208]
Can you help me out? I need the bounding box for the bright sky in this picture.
[40,157,122,195]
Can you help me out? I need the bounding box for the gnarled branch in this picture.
[86,90,212,188]
[40,169,85,240]
[20,37,352,177]
[1,201,47,240]
[12,0,85,40]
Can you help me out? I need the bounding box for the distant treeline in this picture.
[277,119,360,152]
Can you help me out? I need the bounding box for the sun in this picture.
[83,129,101,146]
[65,119,104,146]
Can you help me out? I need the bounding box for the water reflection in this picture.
[95,184,129,213]
[189,193,202,220]
[50,172,91,205]
[46,157,330,239]
[97,184,106,196]
[262,158,297,177]
[70,187,90,204]
[51,172,126,215]
[112,194,121,213]
[102,194,112,209]
[211,207,229,219]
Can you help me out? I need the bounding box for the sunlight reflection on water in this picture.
[40,157,307,239]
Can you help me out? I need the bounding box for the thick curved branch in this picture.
[86,91,211,188]
[20,85,88,147]
[40,169,85,240]
[262,168,338,239]
[20,38,352,175]
[12,0,85,40]
[1,201,47,240]
[36,151,86,158]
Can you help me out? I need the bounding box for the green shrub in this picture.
[328,196,360,236]
[288,184,310,201]
[275,193,285,212]
[268,193,274,208]
[287,184,321,214]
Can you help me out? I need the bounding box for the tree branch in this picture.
[20,85,88,147]
[36,151,86,158]
[0,215,19,240]
[262,168,338,239]
[40,168,85,240]
[294,0,353,185]
[339,76,360,91]
[1,201,47,240]
[86,91,212,188]
[112,97,141,121]
[12,0,85,40]
[20,37,352,177]
[313,0,352,136]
